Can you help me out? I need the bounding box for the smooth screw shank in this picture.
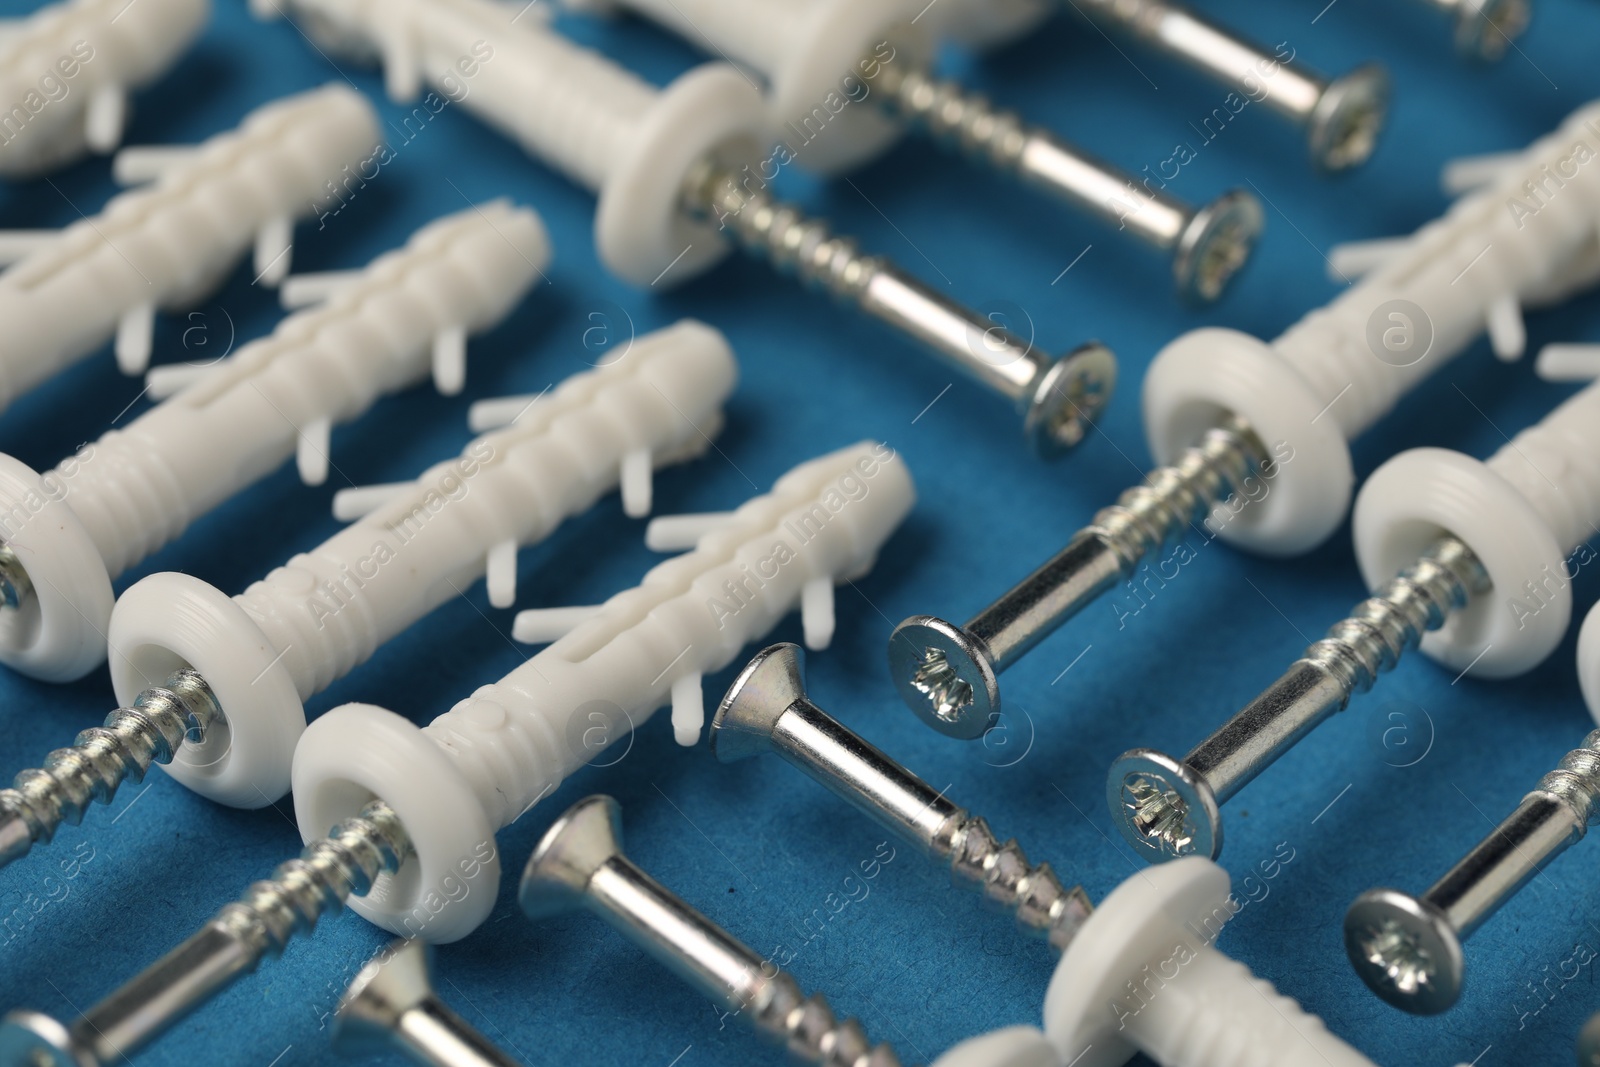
[0,669,220,869]
[1074,0,1391,170]
[1109,536,1488,864]
[890,416,1266,737]
[0,800,411,1067]
[713,643,1093,952]
[1346,729,1600,1016]
[683,161,1116,457]
[334,939,525,1067]
[872,61,1262,302]
[520,795,899,1067]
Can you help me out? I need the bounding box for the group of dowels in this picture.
[0,0,1596,1064]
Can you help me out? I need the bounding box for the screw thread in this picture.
[0,669,218,867]
[1302,537,1487,697]
[938,813,1094,952]
[874,65,1030,173]
[751,971,901,1067]
[217,799,411,961]
[1090,417,1267,572]
[1534,729,1600,825]
[688,165,881,302]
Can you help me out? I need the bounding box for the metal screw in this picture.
[1344,728,1600,1016]
[0,546,32,612]
[334,938,525,1067]
[1073,0,1391,171]
[0,799,411,1067]
[681,160,1115,456]
[713,643,1093,951]
[1107,536,1488,864]
[1580,1008,1600,1066]
[519,794,900,1067]
[889,415,1267,737]
[0,669,222,870]
[1417,0,1531,61]
[870,60,1263,303]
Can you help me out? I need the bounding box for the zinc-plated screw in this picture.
[0,669,222,869]
[334,939,525,1067]
[0,799,411,1067]
[1580,1009,1600,1067]
[1417,0,1531,61]
[1107,536,1488,864]
[1074,0,1391,171]
[713,643,1093,952]
[519,794,900,1067]
[1344,729,1600,1016]
[0,546,31,612]
[889,415,1268,737]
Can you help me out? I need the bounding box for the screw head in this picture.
[1578,1006,1600,1066]
[0,1011,96,1067]
[1455,0,1529,61]
[519,794,625,921]
[1343,888,1465,1015]
[1172,189,1264,305]
[710,643,807,763]
[888,616,999,741]
[1308,63,1391,172]
[332,939,436,1056]
[1106,749,1222,863]
[1024,342,1116,458]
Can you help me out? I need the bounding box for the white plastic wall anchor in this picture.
[1536,343,1600,381]
[1579,601,1600,724]
[110,144,201,184]
[1143,99,1600,558]
[0,0,209,177]
[290,440,914,943]
[105,319,736,810]
[928,1027,1058,1067]
[1325,235,1413,281]
[1043,858,1375,1067]
[253,0,769,287]
[567,0,933,175]
[0,202,548,685]
[919,0,1053,52]
[643,510,737,551]
[0,84,380,409]
[279,269,363,309]
[1352,374,1600,679]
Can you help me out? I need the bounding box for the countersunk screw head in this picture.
[1024,343,1116,458]
[1106,749,1222,862]
[0,1010,94,1067]
[1308,62,1391,172]
[710,642,808,763]
[1344,887,1465,1015]
[1173,190,1264,305]
[519,794,624,921]
[888,616,999,741]
[1456,0,1530,61]
[332,938,436,1056]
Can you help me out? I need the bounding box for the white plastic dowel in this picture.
[0,232,58,266]
[1144,99,1600,560]
[1326,235,1413,281]
[1044,859,1375,1067]
[510,605,602,645]
[279,270,363,309]
[253,0,769,288]
[1579,602,1600,725]
[670,671,705,746]
[801,575,836,650]
[108,319,737,809]
[1440,149,1524,196]
[643,510,735,551]
[0,84,380,411]
[292,439,914,943]
[621,448,653,518]
[0,203,549,685]
[1535,343,1600,382]
[111,145,202,185]
[1353,375,1600,680]
[0,0,210,177]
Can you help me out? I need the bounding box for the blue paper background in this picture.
[0,0,1598,1064]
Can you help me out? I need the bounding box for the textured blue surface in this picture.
[0,1,1598,1065]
